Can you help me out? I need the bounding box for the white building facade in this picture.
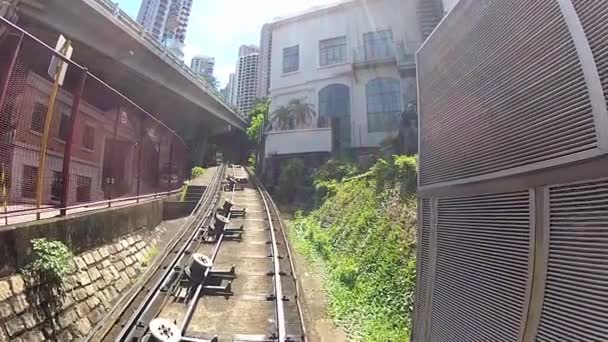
[264,0,420,158]
[191,55,215,77]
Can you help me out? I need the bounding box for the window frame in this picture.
[57,112,70,142]
[21,165,38,199]
[363,29,394,61]
[282,45,300,74]
[30,102,47,134]
[365,77,402,133]
[75,175,92,203]
[319,36,347,67]
[82,125,95,151]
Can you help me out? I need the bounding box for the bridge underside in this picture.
[16,0,246,146]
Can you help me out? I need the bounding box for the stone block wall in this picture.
[0,225,166,341]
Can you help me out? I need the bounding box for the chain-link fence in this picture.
[0,18,188,224]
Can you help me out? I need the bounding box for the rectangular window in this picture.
[282,45,299,73]
[31,103,47,133]
[83,126,95,150]
[22,165,38,199]
[51,171,62,201]
[320,36,347,66]
[76,175,91,203]
[363,30,394,60]
[58,113,70,141]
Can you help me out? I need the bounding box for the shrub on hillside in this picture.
[191,166,205,179]
[291,155,418,340]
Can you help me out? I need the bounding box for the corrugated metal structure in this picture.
[414,0,608,341]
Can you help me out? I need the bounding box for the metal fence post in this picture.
[108,107,121,207]
[60,68,87,216]
[167,136,174,194]
[0,32,23,118]
[136,118,144,203]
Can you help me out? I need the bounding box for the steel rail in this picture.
[256,173,287,341]
[253,170,308,342]
[180,165,237,334]
[108,164,226,341]
[245,167,307,341]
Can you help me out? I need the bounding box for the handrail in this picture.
[0,188,182,222]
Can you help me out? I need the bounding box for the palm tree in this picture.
[288,98,315,128]
[270,98,316,130]
[271,105,293,130]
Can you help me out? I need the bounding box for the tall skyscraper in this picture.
[136,0,193,58]
[257,24,272,98]
[227,73,237,105]
[235,45,260,116]
[191,55,215,77]
[239,45,259,57]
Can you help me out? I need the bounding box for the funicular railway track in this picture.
[89,164,306,342]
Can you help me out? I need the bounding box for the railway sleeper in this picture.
[219,199,247,217]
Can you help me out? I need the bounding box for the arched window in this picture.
[319,84,350,118]
[366,78,402,132]
[318,84,351,147]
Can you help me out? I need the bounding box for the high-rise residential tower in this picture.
[235,45,260,116]
[136,0,193,58]
[257,24,272,98]
[191,55,215,77]
[227,73,237,105]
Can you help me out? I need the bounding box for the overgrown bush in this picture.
[290,155,417,341]
[372,154,417,196]
[277,158,307,202]
[248,152,257,171]
[28,238,75,283]
[191,166,205,179]
[311,159,360,206]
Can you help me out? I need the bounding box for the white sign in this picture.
[47,34,73,86]
[120,110,128,124]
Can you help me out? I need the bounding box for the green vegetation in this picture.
[271,98,315,130]
[27,238,75,283]
[246,99,270,172]
[141,246,159,267]
[191,166,205,179]
[288,156,417,341]
[246,99,269,142]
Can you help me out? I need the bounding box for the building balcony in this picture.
[265,127,332,157]
[353,44,397,67]
[396,41,416,72]
[353,40,417,72]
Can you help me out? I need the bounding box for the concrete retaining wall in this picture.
[0,227,166,341]
[0,196,177,277]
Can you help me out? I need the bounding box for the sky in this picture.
[116,0,337,88]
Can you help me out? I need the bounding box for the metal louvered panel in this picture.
[429,192,531,341]
[536,179,608,341]
[417,0,599,187]
[413,199,432,341]
[573,0,608,108]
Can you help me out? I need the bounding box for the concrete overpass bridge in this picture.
[14,0,248,161]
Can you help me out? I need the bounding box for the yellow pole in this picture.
[35,40,71,215]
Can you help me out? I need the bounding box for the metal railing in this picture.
[0,16,190,224]
[353,40,417,68]
[91,0,243,117]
